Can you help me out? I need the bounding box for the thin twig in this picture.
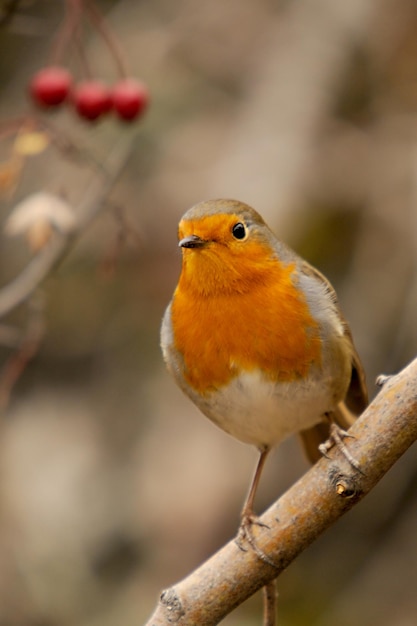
[263,580,277,626]
[145,357,417,625]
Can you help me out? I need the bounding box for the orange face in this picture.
[177,213,283,296]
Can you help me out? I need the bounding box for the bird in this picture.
[161,198,368,551]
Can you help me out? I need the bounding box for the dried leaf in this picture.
[26,219,54,251]
[13,130,50,156]
[4,192,76,250]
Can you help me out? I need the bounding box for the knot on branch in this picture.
[160,588,185,622]
[328,466,363,500]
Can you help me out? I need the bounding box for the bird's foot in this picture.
[319,422,363,473]
[235,512,277,569]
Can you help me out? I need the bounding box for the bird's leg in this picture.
[236,447,278,568]
[319,414,362,472]
[240,446,270,529]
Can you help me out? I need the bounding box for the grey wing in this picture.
[299,350,368,464]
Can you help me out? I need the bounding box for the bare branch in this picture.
[145,357,417,626]
[0,133,135,319]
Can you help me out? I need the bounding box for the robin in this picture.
[161,199,367,548]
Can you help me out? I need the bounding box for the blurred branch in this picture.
[0,133,135,319]
[145,357,417,626]
[0,295,45,410]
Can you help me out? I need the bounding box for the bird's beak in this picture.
[179,234,206,249]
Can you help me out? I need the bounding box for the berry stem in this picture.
[84,0,129,78]
[73,15,94,79]
[50,0,83,66]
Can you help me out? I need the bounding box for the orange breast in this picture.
[171,258,322,394]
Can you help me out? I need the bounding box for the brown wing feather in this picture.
[297,264,368,464]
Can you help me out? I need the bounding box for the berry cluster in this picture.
[29,1,149,123]
[30,68,149,122]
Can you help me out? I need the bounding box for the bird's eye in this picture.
[231,222,247,240]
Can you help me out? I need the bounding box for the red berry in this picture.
[30,66,72,107]
[111,79,149,121]
[72,80,112,121]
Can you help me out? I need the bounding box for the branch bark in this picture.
[145,357,417,626]
[0,133,135,319]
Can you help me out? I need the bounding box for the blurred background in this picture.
[1,0,417,624]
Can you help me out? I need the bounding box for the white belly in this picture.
[196,370,334,447]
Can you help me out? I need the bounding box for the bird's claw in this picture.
[319,422,363,473]
[235,514,277,569]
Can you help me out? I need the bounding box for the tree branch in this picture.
[0,133,136,320]
[145,357,417,625]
